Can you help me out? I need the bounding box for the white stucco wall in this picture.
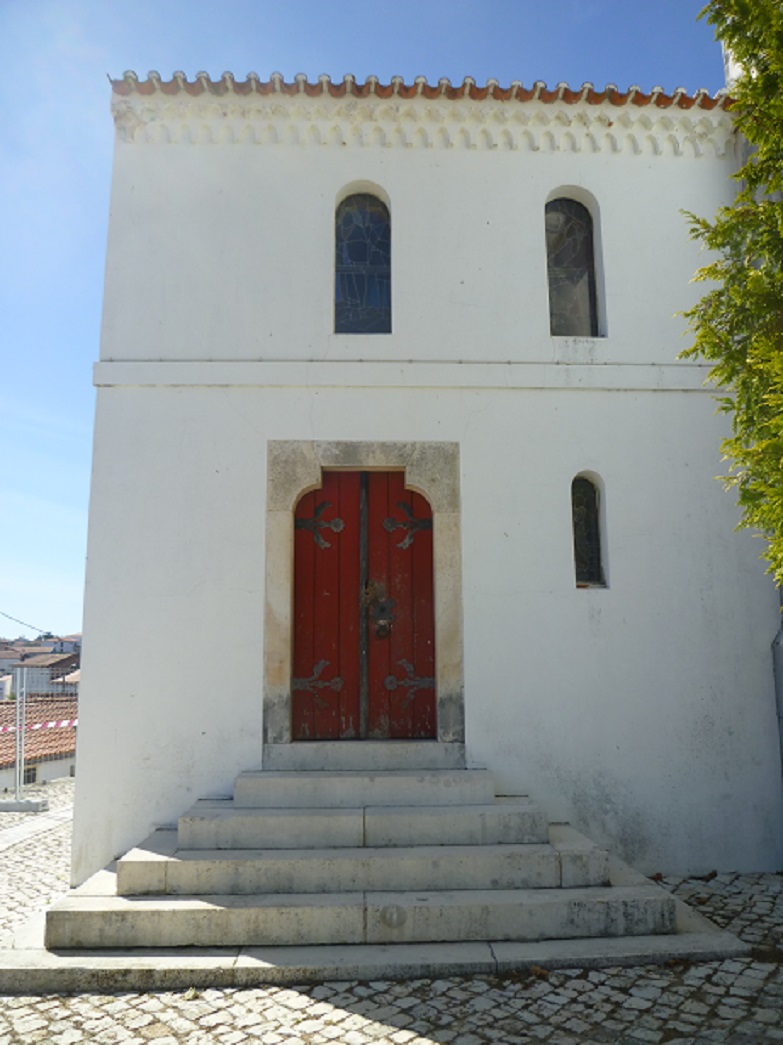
[72,83,783,882]
[99,135,726,368]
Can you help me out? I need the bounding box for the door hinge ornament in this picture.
[384,659,435,705]
[292,660,344,708]
[383,502,433,549]
[295,501,345,548]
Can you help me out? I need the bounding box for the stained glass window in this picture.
[572,476,604,586]
[546,198,598,337]
[335,194,391,334]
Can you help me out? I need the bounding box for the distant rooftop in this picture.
[9,652,79,669]
[0,695,77,769]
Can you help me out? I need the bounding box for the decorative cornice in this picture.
[112,71,730,109]
[111,72,735,157]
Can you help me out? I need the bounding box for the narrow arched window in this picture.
[335,194,391,333]
[546,198,598,337]
[572,476,604,587]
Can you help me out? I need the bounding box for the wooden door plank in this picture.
[292,489,317,739]
[411,486,436,738]
[367,472,392,737]
[337,471,362,738]
[388,473,416,738]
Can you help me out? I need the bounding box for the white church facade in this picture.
[71,72,783,887]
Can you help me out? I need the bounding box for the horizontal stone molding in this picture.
[93,360,717,393]
[112,93,734,159]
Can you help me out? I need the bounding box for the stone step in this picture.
[44,886,676,949]
[366,886,676,945]
[263,741,466,772]
[233,769,497,808]
[179,803,364,849]
[118,839,607,896]
[177,797,549,850]
[367,799,550,848]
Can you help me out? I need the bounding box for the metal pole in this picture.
[14,667,26,800]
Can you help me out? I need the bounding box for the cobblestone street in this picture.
[1,779,781,1044]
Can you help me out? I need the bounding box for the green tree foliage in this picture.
[682,1,783,581]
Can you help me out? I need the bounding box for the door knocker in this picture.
[364,580,397,638]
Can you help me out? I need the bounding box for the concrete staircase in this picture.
[44,743,678,952]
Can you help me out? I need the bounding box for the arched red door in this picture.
[292,471,435,739]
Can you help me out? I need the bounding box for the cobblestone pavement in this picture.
[0,777,76,829]
[0,779,73,939]
[0,782,782,1044]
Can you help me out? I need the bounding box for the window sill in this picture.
[550,336,607,344]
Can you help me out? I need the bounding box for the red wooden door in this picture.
[292,471,435,740]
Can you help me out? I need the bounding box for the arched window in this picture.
[335,193,391,333]
[545,198,598,337]
[571,476,604,587]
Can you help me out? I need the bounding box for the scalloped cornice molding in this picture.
[111,72,735,158]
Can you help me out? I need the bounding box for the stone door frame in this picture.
[263,440,464,744]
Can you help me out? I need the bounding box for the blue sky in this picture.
[0,0,725,640]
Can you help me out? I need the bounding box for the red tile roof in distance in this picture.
[0,696,77,769]
[111,72,731,112]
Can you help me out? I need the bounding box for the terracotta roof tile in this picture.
[111,72,731,111]
[0,696,77,769]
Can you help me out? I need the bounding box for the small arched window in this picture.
[546,198,598,337]
[571,476,604,587]
[335,193,391,333]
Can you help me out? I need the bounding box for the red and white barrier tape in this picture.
[0,718,78,735]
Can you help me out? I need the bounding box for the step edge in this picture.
[125,842,561,863]
[50,884,677,908]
